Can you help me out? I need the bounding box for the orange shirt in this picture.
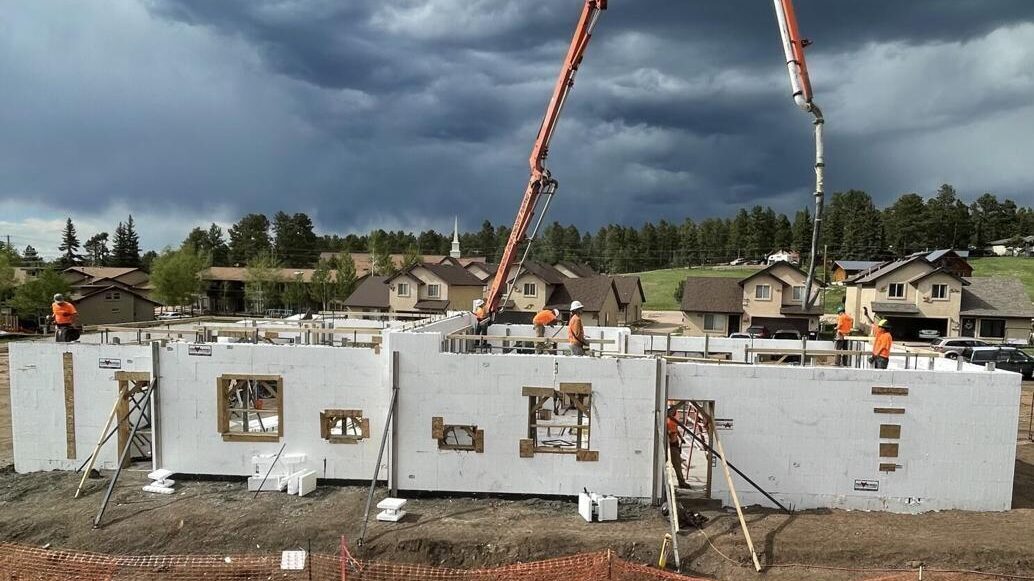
[532,310,557,327]
[836,313,854,335]
[666,417,680,444]
[873,330,892,358]
[568,313,584,345]
[473,307,486,321]
[52,301,77,325]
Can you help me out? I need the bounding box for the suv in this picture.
[772,329,802,341]
[961,346,1034,379]
[931,337,990,359]
[745,325,769,339]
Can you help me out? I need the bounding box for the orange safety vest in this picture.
[532,309,557,327]
[52,301,77,325]
[473,307,486,321]
[568,313,584,345]
[666,417,680,444]
[873,330,892,358]
[836,313,853,335]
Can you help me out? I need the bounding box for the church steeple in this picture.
[450,217,461,258]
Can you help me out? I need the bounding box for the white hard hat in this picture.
[53,294,65,302]
[552,308,560,317]
[473,299,485,308]
[570,300,584,311]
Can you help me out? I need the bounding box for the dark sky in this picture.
[2,0,1033,254]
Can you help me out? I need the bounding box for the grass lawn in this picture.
[635,266,760,310]
[969,257,1034,298]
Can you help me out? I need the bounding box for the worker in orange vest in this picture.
[51,293,79,343]
[872,319,893,369]
[666,407,689,488]
[568,301,589,356]
[834,305,854,366]
[472,299,490,351]
[532,308,560,354]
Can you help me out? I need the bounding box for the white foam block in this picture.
[297,470,317,497]
[280,550,306,570]
[377,497,407,511]
[248,475,284,492]
[147,469,173,481]
[376,509,406,522]
[150,479,175,488]
[578,492,594,522]
[142,485,175,494]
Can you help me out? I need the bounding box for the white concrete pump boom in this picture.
[773,0,825,310]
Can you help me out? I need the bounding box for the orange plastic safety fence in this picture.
[0,543,707,581]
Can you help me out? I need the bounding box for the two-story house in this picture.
[384,263,485,314]
[680,262,824,336]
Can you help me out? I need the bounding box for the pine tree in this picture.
[111,215,142,267]
[83,232,110,266]
[332,255,357,302]
[228,214,272,265]
[58,218,82,268]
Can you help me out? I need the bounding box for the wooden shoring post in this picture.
[712,429,762,572]
[664,452,682,570]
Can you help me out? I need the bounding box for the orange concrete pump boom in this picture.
[483,0,607,315]
[773,0,825,310]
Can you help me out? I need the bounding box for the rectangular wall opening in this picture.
[521,383,596,459]
[667,399,715,499]
[320,409,370,444]
[218,375,283,442]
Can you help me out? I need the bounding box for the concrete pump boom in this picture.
[483,0,607,315]
[773,0,825,310]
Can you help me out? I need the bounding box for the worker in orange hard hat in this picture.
[568,301,589,356]
[532,308,561,354]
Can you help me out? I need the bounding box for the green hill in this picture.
[969,257,1034,298]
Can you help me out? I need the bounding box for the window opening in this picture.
[932,283,948,300]
[218,375,282,442]
[520,383,595,460]
[755,285,771,300]
[431,417,484,452]
[427,284,441,298]
[320,409,370,443]
[888,283,905,299]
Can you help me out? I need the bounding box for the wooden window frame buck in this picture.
[217,374,283,442]
[431,417,484,452]
[320,409,370,444]
[519,383,597,461]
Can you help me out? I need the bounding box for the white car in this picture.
[157,311,189,320]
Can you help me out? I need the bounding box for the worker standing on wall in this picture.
[472,299,490,351]
[51,293,79,343]
[835,305,854,366]
[666,407,689,488]
[872,319,893,369]
[532,308,561,354]
[568,301,589,356]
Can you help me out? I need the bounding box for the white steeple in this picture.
[450,217,461,258]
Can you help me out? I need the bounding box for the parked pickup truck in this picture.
[961,346,1034,380]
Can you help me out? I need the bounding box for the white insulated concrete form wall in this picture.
[7,319,1021,513]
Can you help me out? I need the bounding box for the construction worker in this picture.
[872,319,893,369]
[51,293,78,343]
[666,407,689,488]
[532,308,561,354]
[834,305,854,366]
[472,299,489,350]
[568,300,589,356]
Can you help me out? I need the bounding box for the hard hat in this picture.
[570,300,584,311]
[473,299,485,308]
[878,318,890,328]
[552,308,560,318]
[835,305,845,314]
[53,293,65,302]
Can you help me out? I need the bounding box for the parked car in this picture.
[157,311,188,320]
[931,337,991,359]
[729,258,747,266]
[772,329,802,341]
[745,325,769,339]
[961,346,1034,379]
[728,332,751,339]
[917,329,941,340]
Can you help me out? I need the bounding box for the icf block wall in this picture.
[155,342,387,479]
[625,335,837,361]
[667,363,1019,513]
[10,342,153,473]
[393,333,658,498]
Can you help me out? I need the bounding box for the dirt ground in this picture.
[3,350,1034,580]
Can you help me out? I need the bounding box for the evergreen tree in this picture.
[140,250,159,272]
[111,215,142,267]
[83,232,110,266]
[273,211,319,267]
[58,218,82,268]
[402,243,422,269]
[369,230,396,275]
[228,213,272,265]
[883,193,927,255]
[331,255,358,303]
[791,208,812,253]
[773,214,793,251]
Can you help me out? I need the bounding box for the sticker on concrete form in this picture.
[713,418,734,430]
[98,358,122,369]
[853,479,879,492]
[187,344,213,357]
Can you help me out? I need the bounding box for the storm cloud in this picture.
[1,0,1033,253]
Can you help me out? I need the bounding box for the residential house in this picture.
[680,262,825,336]
[958,278,1034,342]
[201,267,319,314]
[72,285,159,326]
[63,266,150,290]
[988,235,1034,257]
[612,276,646,325]
[842,255,1033,341]
[832,261,883,283]
[318,252,487,277]
[482,262,570,313]
[545,276,622,327]
[766,249,800,265]
[341,275,390,318]
[464,262,497,282]
[385,263,485,314]
[912,249,973,278]
[553,262,596,278]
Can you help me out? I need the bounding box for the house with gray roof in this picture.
[341,275,390,317]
